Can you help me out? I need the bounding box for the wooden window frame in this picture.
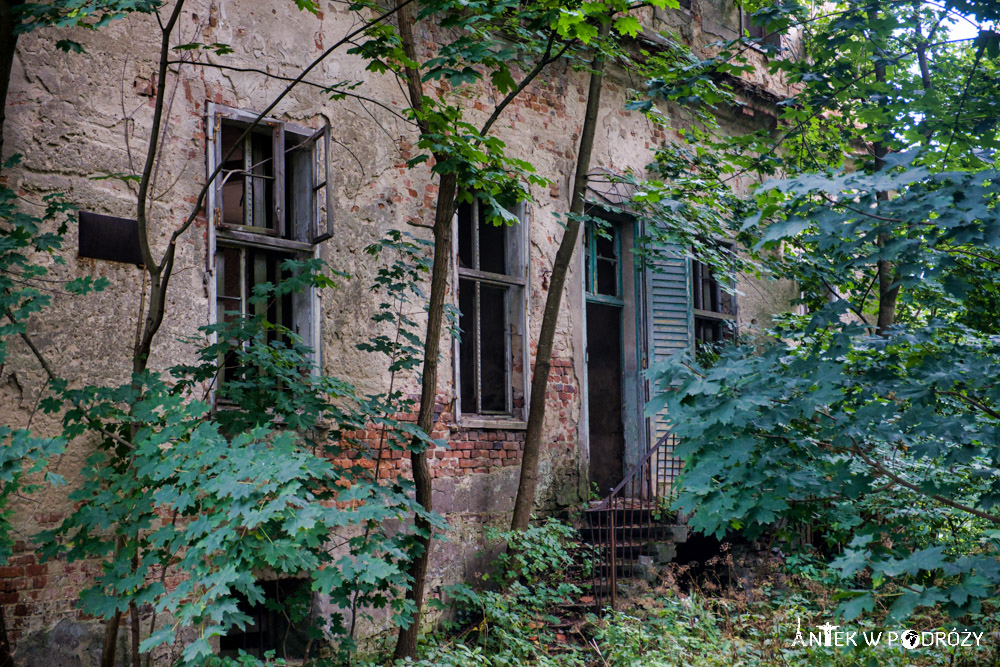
[452,199,530,429]
[584,219,625,306]
[691,243,737,347]
[206,103,329,398]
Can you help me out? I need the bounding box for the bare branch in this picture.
[853,444,1000,525]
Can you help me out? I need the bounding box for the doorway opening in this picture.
[587,301,624,495]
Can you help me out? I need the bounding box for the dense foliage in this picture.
[647,0,1000,627]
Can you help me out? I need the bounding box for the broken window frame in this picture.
[206,103,330,399]
[452,198,530,428]
[584,219,624,306]
[691,243,737,348]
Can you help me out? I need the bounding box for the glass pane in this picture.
[596,258,618,297]
[216,246,243,322]
[457,201,474,269]
[248,132,275,231]
[458,278,476,411]
[478,217,506,275]
[220,125,246,227]
[595,228,616,260]
[479,284,507,413]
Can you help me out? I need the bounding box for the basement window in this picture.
[208,104,333,391]
[691,256,736,348]
[454,199,529,423]
[219,579,313,660]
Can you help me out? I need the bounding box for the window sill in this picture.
[458,416,528,431]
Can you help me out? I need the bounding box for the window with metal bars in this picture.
[453,199,529,423]
[207,104,332,393]
[691,253,737,348]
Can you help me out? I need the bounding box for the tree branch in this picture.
[479,32,573,136]
[853,445,1000,525]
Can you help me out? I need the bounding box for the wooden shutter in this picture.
[310,124,334,243]
[645,244,692,446]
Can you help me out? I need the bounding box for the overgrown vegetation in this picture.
[646,0,1000,632]
[377,519,1000,666]
[4,0,1000,661]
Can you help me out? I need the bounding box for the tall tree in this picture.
[510,18,611,531]
[649,0,1000,623]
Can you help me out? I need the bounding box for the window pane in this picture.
[479,284,507,413]
[285,133,311,242]
[595,228,616,260]
[596,258,618,297]
[478,218,506,275]
[458,278,477,412]
[216,246,243,322]
[248,132,275,231]
[221,125,246,227]
[457,201,474,269]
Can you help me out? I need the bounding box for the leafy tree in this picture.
[648,0,1000,624]
[38,242,443,665]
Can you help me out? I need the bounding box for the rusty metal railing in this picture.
[584,431,680,609]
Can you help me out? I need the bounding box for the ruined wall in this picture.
[0,0,799,657]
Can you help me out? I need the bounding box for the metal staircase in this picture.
[581,432,687,609]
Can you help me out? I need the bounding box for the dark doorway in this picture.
[587,301,624,496]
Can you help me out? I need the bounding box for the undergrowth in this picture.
[373,519,1000,666]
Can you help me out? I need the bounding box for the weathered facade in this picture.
[0,0,799,659]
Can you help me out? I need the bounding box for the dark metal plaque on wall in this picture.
[78,211,144,267]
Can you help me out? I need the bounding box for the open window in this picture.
[691,254,737,348]
[207,104,331,391]
[453,198,529,426]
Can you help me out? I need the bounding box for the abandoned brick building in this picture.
[0,0,799,658]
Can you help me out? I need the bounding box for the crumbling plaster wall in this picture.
[0,0,800,654]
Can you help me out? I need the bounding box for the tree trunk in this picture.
[0,1,24,165]
[869,6,899,335]
[392,1,455,659]
[392,173,456,660]
[511,21,610,531]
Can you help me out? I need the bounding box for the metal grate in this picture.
[584,431,681,609]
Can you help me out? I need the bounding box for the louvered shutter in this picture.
[645,244,692,480]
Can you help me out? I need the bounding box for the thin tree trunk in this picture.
[392,1,456,659]
[392,173,456,660]
[511,21,610,531]
[99,535,129,667]
[0,1,24,165]
[869,6,898,334]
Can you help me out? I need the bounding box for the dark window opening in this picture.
[77,211,144,266]
[691,257,736,349]
[456,199,525,418]
[219,579,313,660]
[585,220,621,300]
